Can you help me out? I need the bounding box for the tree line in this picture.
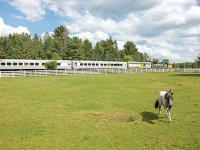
[0,25,199,68]
[0,25,150,62]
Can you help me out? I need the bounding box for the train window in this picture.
[57,63,61,66]
[101,63,103,66]
[88,63,91,66]
[7,62,12,66]
[80,63,83,66]
[42,63,45,66]
[24,63,29,66]
[92,63,95,66]
[19,63,23,66]
[84,63,87,66]
[30,63,34,66]
[104,64,107,66]
[13,63,17,66]
[111,64,114,66]
[1,62,6,66]
[96,63,98,66]
[35,63,39,66]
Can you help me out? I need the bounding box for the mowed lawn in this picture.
[0,73,200,149]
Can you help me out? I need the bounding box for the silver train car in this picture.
[72,60,127,70]
[0,59,72,70]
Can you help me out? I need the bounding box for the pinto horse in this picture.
[154,89,174,122]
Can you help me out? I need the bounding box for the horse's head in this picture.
[165,89,174,109]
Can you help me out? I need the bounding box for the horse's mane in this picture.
[165,90,173,106]
[165,92,170,106]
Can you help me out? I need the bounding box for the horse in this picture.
[154,89,174,122]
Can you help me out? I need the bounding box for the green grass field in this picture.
[0,73,200,149]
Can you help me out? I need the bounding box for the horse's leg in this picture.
[159,105,161,114]
[165,108,171,122]
[168,109,171,122]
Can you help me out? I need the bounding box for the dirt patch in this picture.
[77,111,136,123]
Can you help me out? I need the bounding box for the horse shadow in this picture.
[140,111,159,124]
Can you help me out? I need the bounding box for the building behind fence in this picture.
[0,68,200,78]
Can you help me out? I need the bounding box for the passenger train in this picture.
[0,59,172,70]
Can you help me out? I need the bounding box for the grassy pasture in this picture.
[0,73,200,149]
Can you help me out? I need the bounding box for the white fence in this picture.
[0,68,199,78]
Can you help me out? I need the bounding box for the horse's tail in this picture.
[154,99,159,109]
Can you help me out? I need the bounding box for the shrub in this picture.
[45,60,58,70]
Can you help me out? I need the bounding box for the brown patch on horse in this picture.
[165,92,170,106]
[165,90,174,110]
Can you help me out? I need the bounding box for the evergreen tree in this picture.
[43,33,54,59]
[83,39,93,60]
[32,34,44,59]
[53,25,70,59]
[67,37,84,60]
[94,42,104,61]
[94,37,120,61]
[18,33,33,59]
[53,25,69,41]
[123,41,139,61]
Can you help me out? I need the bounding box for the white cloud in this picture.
[71,30,109,46]
[9,0,45,22]
[0,17,30,36]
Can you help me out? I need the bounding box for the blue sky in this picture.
[0,1,60,35]
[0,0,200,63]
